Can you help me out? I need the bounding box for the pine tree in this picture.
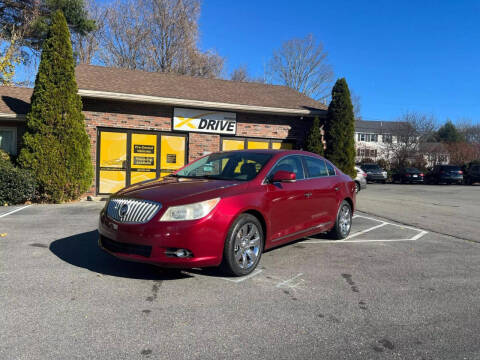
[19,10,93,203]
[305,116,324,156]
[437,120,464,143]
[324,78,356,178]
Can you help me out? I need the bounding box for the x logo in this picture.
[175,112,215,129]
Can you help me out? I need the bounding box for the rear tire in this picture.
[221,214,264,277]
[328,200,352,240]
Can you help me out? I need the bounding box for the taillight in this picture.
[363,173,367,177]
[459,170,463,174]
[406,174,411,177]
[420,173,424,177]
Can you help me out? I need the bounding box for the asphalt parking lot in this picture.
[1,192,480,359]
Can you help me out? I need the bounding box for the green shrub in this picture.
[324,78,356,178]
[18,10,93,203]
[306,116,324,156]
[0,151,37,205]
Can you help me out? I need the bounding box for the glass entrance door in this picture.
[97,129,187,195]
[130,133,158,185]
[160,135,186,178]
[98,131,127,194]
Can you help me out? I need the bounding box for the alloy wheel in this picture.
[339,205,352,237]
[233,222,261,270]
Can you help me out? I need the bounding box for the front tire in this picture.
[355,181,361,193]
[221,214,264,276]
[328,200,353,240]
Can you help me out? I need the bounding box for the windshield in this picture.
[175,152,273,181]
[405,168,420,173]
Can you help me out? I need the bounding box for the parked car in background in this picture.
[463,163,480,185]
[98,150,356,276]
[392,167,424,184]
[354,166,367,193]
[425,165,463,185]
[360,163,388,183]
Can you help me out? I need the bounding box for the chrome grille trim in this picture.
[106,198,162,224]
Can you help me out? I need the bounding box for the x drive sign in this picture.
[173,108,236,135]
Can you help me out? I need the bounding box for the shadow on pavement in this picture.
[49,230,192,280]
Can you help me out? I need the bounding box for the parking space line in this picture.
[302,214,429,244]
[0,205,31,219]
[220,269,263,283]
[303,238,418,244]
[346,222,388,240]
[410,230,429,240]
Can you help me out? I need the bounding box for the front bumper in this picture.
[98,207,232,268]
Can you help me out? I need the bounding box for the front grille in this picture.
[106,198,161,224]
[100,236,152,257]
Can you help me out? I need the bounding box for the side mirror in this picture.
[271,170,296,183]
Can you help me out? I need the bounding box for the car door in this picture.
[265,155,311,243]
[301,156,339,228]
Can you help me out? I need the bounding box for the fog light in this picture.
[165,248,193,258]
[175,249,190,258]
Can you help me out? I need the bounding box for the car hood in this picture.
[114,177,242,205]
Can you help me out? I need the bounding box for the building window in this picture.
[357,133,378,142]
[0,127,17,155]
[382,134,392,143]
[356,148,377,158]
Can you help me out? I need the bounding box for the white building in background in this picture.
[354,120,406,162]
[354,120,450,167]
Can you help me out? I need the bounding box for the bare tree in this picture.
[385,112,437,168]
[350,90,362,120]
[97,0,223,77]
[97,0,151,70]
[230,65,249,82]
[72,0,106,64]
[267,34,334,101]
[457,118,480,144]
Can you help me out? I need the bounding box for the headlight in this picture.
[159,198,220,222]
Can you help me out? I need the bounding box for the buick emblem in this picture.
[119,204,129,218]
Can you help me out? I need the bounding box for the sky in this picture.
[198,0,480,124]
[13,0,480,124]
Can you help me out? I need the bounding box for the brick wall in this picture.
[82,98,316,194]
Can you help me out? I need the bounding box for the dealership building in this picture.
[0,65,326,195]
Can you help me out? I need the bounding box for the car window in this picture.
[177,152,272,181]
[362,164,380,171]
[303,156,328,178]
[269,155,304,180]
[405,167,419,173]
[471,165,480,172]
[326,161,336,176]
[442,165,461,171]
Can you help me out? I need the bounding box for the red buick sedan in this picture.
[98,150,356,276]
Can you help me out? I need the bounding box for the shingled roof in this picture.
[75,64,327,115]
[355,120,409,133]
[0,86,32,116]
[0,65,327,117]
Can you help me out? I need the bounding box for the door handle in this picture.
[304,192,312,198]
